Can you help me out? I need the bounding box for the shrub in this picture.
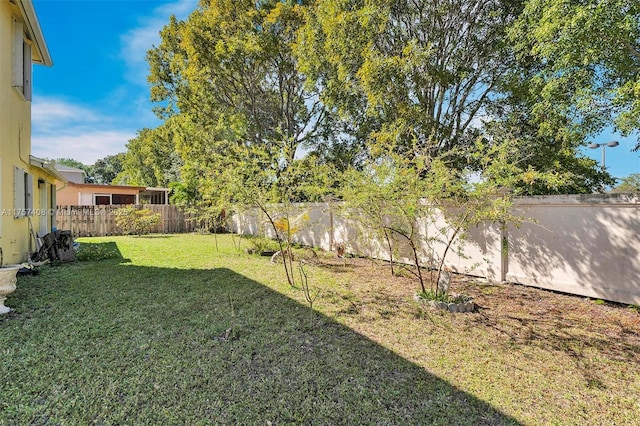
[247,236,280,254]
[416,289,473,304]
[114,207,161,236]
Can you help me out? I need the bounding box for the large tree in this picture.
[141,0,622,210]
[147,0,333,177]
[479,105,614,194]
[610,173,640,193]
[297,0,617,193]
[476,0,640,194]
[147,1,343,285]
[117,123,182,187]
[509,0,640,151]
[92,153,125,185]
[298,0,523,158]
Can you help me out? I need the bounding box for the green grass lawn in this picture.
[1,234,638,425]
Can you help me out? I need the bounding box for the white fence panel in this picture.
[229,194,640,305]
[506,194,640,304]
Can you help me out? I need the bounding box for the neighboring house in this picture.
[54,164,86,184]
[141,187,170,205]
[0,0,64,264]
[54,165,170,206]
[56,182,146,206]
[56,181,170,206]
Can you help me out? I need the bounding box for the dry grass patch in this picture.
[314,256,640,425]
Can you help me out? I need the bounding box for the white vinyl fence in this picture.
[228,194,640,305]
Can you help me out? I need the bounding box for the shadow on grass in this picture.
[2,262,520,425]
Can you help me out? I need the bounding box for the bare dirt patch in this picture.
[311,255,640,424]
[321,258,640,342]
[320,256,640,359]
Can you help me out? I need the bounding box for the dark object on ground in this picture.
[32,230,76,263]
[17,266,39,276]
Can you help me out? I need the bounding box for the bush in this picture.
[416,289,472,304]
[247,236,280,254]
[114,207,161,236]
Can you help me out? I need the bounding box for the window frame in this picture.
[14,167,34,218]
[94,194,112,206]
[12,18,33,101]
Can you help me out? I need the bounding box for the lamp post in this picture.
[588,141,619,170]
[589,141,619,193]
[589,141,620,171]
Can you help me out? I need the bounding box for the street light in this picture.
[588,141,619,169]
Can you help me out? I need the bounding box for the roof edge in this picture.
[16,0,52,66]
[30,156,67,182]
[68,182,148,192]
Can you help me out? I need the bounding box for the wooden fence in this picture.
[56,205,218,237]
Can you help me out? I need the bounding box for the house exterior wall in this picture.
[57,184,172,206]
[55,183,81,206]
[56,183,144,206]
[0,1,54,264]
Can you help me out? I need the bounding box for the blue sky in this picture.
[31,0,639,180]
[31,0,197,164]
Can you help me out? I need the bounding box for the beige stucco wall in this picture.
[54,183,77,206]
[229,195,640,304]
[0,1,55,264]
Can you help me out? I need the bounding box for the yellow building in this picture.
[0,0,63,264]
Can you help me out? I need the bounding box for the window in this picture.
[50,182,57,229]
[14,167,33,217]
[94,194,136,205]
[95,195,111,205]
[12,19,32,101]
[112,194,135,205]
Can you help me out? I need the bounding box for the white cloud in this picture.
[30,1,198,165]
[31,98,101,130]
[31,96,136,164]
[32,131,135,165]
[120,0,198,86]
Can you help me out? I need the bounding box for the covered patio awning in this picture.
[139,187,170,205]
[30,156,67,183]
